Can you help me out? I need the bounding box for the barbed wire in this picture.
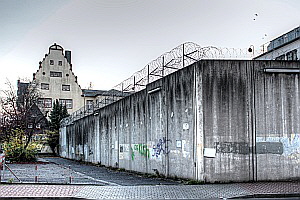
[112,42,255,93]
[62,42,256,126]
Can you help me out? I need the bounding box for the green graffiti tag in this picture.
[131,144,150,160]
[131,147,135,160]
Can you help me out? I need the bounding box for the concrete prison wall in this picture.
[60,60,300,183]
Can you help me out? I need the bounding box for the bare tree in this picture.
[0,79,47,151]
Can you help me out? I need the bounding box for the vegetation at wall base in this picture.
[0,80,48,162]
[3,129,41,162]
[184,179,205,185]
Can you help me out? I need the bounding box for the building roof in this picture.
[267,26,300,52]
[49,43,63,52]
[254,26,300,59]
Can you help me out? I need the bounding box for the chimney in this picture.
[65,50,71,64]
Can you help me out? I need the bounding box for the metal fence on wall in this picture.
[61,42,255,126]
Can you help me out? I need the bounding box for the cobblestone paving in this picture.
[0,182,299,199]
[75,185,251,199]
[0,185,81,197]
[75,182,300,199]
[43,157,180,186]
[239,181,300,195]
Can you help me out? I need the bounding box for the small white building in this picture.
[255,26,300,61]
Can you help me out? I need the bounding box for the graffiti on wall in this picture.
[119,137,173,160]
[215,142,250,154]
[214,134,300,159]
[215,141,284,155]
[131,144,150,160]
[256,134,300,158]
[152,137,171,158]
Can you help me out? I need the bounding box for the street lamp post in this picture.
[248,45,255,57]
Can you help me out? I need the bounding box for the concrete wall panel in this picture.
[254,61,300,181]
[60,60,300,182]
[200,60,253,182]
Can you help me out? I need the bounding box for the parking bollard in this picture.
[69,165,72,184]
[35,165,38,182]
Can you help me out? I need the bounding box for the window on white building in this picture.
[62,84,70,91]
[58,61,62,66]
[36,123,41,129]
[286,49,298,61]
[50,60,54,65]
[50,71,62,77]
[38,98,52,108]
[59,99,73,109]
[86,100,94,110]
[41,83,49,90]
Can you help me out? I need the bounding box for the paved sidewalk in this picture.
[0,185,81,197]
[0,157,299,199]
[0,181,299,199]
[75,182,300,199]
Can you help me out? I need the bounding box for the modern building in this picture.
[255,26,300,60]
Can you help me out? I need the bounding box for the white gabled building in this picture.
[255,26,300,61]
[33,43,84,115]
[18,43,130,117]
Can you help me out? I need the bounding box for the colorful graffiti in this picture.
[131,144,150,160]
[152,137,171,157]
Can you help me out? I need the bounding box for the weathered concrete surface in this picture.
[60,60,300,183]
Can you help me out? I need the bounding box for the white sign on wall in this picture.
[183,123,189,130]
[204,148,216,158]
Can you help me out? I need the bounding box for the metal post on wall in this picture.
[162,56,165,77]
[147,65,150,85]
[133,76,136,92]
[248,45,255,57]
[183,43,185,68]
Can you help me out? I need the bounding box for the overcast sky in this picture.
[0,0,299,91]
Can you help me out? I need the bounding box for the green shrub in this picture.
[185,179,205,185]
[45,130,59,155]
[3,129,42,162]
